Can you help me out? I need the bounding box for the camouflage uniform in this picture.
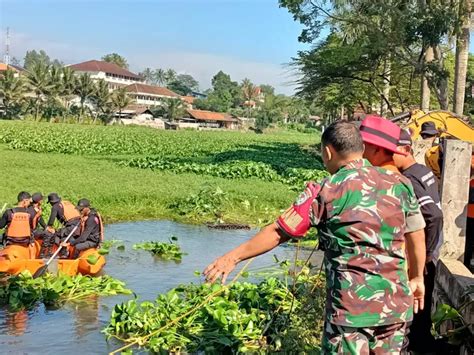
[277,159,425,354]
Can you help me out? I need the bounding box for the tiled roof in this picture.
[0,63,21,72]
[125,83,179,97]
[187,109,237,122]
[181,96,195,104]
[68,60,142,80]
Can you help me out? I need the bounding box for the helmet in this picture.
[47,193,61,204]
[76,198,91,210]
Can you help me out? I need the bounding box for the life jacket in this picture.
[32,206,42,229]
[61,201,80,222]
[6,210,31,239]
[80,211,104,243]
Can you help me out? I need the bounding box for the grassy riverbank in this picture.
[0,121,324,226]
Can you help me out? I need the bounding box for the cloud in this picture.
[4,31,297,95]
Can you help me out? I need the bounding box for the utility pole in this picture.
[3,27,10,65]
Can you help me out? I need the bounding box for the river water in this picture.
[0,220,323,354]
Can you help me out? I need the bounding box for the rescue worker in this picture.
[46,193,81,258]
[27,193,54,258]
[394,130,443,353]
[420,121,439,142]
[0,192,33,245]
[61,199,103,259]
[204,121,426,354]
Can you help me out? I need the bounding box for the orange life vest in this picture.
[32,206,42,229]
[61,201,80,222]
[80,211,104,243]
[6,211,31,239]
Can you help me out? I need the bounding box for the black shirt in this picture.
[402,163,443,259]
[71,210,101,246]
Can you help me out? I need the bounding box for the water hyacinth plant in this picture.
[133,236,186,261]
[0,272,132,311]
[105,266,326,353]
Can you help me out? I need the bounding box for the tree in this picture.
[453,0,471,115]
[59,67,77,119]
[139,68,155,84]
[241,78,260,118]
[259,84,275,96]
[167,80,192,96]
[24,49,62,70]
[74,72,96,120]
[26,62,54,121]
[101,53,129,69]
[0,69,27,118]
[111,87,132,122]
[167,74,199,96]
[176,74,199,92]
[154,69,166,86]
[155,98,186,122]
[91,79,113,124]
[280,0,459,113]
[194,71,241,112]
[164,69,177,84]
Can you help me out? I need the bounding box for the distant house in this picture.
[186,109,240,130]
[68,60,143,90]
[125,83,179,106]
[0,62,23,77]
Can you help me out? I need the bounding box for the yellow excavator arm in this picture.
[390,110,474,178]
[392,109,474,143]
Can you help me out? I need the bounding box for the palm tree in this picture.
[453,0,471,115]
[241,78,259,118]
[91,79,113,124]
[0,69,27,118]
[162,98,186,122]
[111,87,132,123]
[139,68,155,84]
[74,72,96,121]
[154,68,166,86]
[26,62,54,121]
[164,68,177,85]
[60,67,77,120]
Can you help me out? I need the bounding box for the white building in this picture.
[68,60,143,90]
[124,83,179,105]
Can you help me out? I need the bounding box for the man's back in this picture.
[313,159,423,327]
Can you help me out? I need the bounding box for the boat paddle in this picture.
[33,224,79,278]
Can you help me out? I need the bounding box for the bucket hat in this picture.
[360,115,407,155]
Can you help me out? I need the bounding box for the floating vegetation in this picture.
[133,236,186,261]
[99,239,125,255]
[0,272,132,311]
[105,266,325,354]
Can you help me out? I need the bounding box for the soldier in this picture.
[204,121,426,354]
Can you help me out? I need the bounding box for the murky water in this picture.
[0,220,322,354]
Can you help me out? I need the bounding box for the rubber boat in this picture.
[0,240,105,276]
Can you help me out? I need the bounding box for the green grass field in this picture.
[0,121,324,226]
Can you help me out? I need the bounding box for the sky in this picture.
[0,0,309,95]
